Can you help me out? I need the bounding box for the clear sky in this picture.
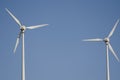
[0,0,120,80]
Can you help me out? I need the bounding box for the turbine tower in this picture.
[6,8,48,80]
[83,19,119,80]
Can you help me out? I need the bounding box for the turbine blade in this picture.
[13,32,22,53]
[108,43,119,62]
[26,24,49,29]
[83,38,103,42]
[5,8,22,27]
[108,19,119,38]
[14,38,19,53]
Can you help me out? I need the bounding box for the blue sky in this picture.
[0,0,120,80]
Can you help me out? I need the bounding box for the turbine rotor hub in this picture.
[20,25,26,32]
[104,38,109,45]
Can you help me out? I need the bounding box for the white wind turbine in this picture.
[6,8,48,80]
[83,19,119,80]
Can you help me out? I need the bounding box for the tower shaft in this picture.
[106,45,110,80]
[22,32,25,80]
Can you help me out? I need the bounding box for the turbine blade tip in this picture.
[5,8,9,11]
[5,8,8,11]
[117,58,120,62]
[117,19,120,22]
[82,39,86,41]
[45,24,49,26]
[13,50,16,53]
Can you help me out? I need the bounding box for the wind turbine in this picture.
[6,8,48,80]
[83,19,119,80]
